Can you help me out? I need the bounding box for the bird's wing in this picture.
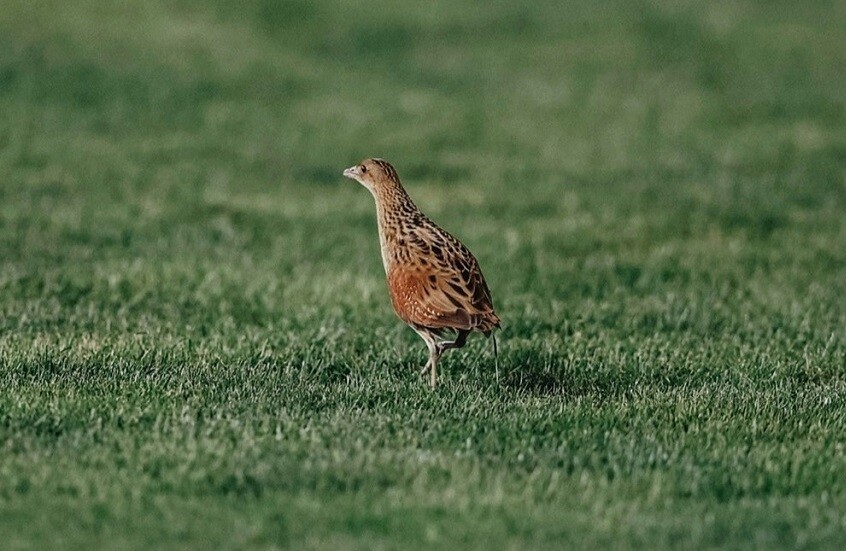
[388,226,499,332]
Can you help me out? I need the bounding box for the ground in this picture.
[1,1,845,549]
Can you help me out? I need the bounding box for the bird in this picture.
[342,158,500,388]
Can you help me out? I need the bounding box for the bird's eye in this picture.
[361,165,367,173]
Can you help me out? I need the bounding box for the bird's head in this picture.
[342,158,400,194]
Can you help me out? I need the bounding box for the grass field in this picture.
[1,0,845,548]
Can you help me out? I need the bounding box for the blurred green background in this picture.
[1,1,845,549]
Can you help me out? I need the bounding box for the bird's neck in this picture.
[372,183,420,272]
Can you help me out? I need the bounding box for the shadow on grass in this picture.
[497,353,637,400]
[495,345,696,401]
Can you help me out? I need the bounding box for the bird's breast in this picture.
[385,266,420,324]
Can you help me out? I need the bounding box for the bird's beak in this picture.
[343,165,360,180]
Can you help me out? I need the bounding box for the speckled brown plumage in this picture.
[343,158,500,387]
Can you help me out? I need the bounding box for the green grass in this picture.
[1,0,845,548]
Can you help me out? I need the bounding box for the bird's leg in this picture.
[425,335,441,388]
[412,327,439,378]
[429,352,439,388]
[420,356,435,375]
[436,329,469,354]
[412,329,469,388]
[427,330,470,388]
